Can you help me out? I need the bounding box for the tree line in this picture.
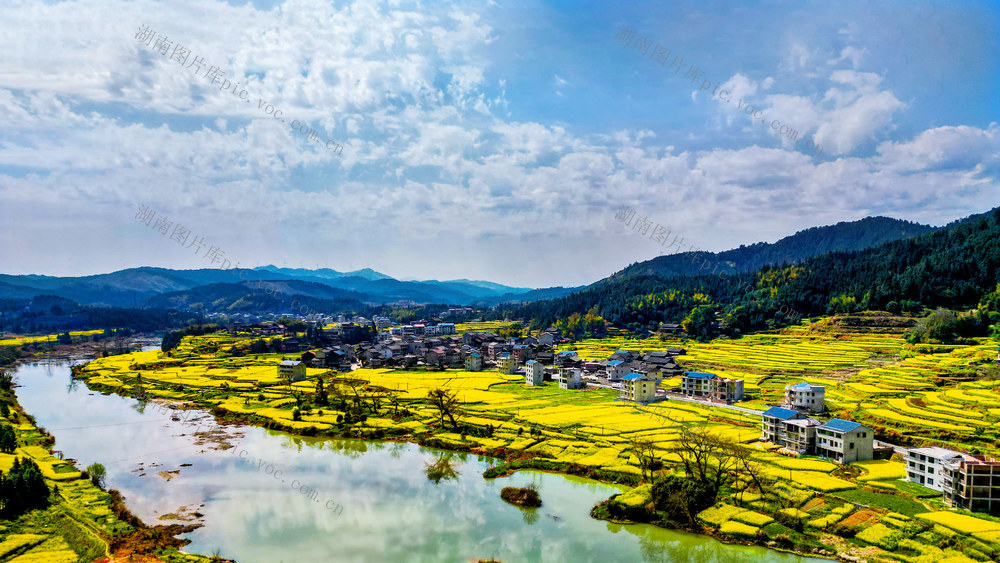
[491,208,1000,339]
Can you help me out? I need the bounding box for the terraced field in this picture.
[76,324,1000,563]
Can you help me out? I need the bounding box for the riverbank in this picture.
[14,357,815,563]
[72,327,1000,562]
[0,357,224,562]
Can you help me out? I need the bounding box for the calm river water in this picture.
[14,360,820,563]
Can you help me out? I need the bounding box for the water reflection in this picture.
[14,361,820,563]
[424,451,461,484]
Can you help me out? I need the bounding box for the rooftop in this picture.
[789,382,824,390]
[685,371,717,379]
[622,372,647,381]
[784,418,822,427]
[762,406,801,420]
[819,418,865,433]
[909,446,964,459]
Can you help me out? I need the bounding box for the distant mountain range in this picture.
[0,265,576,312]
[0,215,946,316]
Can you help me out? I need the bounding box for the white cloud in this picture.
[0,0,994,287]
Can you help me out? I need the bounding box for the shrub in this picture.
[652,474,716,524]
[500,486,541,508]
[291,407,301,421]
[856,523,902,550]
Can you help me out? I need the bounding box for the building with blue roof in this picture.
[605,360,631,381]
[621,372,660,403]
[525,359,545,386]
[761,407,820,453]
[785,381,826,412]
[680,371,745,403]
[464,352,483,372]
[497,352,517,375]
[816,418,874,463]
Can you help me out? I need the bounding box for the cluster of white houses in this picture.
[905,447,1000,512]
[386,323,456,337]
[759,382,891,463]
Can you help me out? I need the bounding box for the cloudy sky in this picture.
[0,0,997,288]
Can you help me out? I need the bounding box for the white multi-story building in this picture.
[761,407,820,454]
[815,419,874,463]
[605,360,630,381]
[464,353,482,372]
[525,360,544,385]
[558,367,583,390]
[785,382,826,412]
[680,372,745,403]
[906,446,963,492]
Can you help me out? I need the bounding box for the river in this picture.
[13,360,820,563]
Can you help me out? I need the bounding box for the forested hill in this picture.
[494,207,1000,335]
[604,216,936,282]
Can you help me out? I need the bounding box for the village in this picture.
[253,317,1000,517]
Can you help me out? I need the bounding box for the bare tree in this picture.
[730,443,775,506]
[427,388,460,430]
[672,426,740,499]
[369,386,393,412]
[627,437,661,483]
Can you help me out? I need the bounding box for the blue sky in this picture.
[0,0,997,287]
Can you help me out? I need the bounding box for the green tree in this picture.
[0,457,49,515]
[0,423,16,454]
[682,305,716,341]
[85,462,107,488]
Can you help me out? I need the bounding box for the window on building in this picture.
[850,443,855,450]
